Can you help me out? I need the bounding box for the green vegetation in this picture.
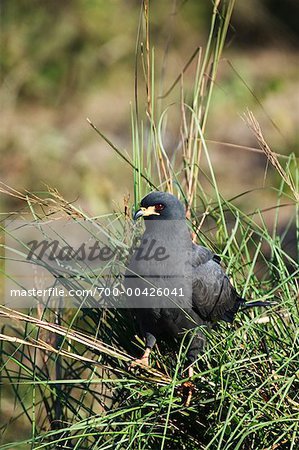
[1,1,298,449]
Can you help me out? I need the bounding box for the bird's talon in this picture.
[128,356,149,371]
[178,380,195,407]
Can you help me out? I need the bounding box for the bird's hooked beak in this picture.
[133,206,160,220]
[133,209,144,220]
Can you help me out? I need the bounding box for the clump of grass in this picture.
[1,1,299,449]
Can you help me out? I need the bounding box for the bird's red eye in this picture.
[155,203,165,212]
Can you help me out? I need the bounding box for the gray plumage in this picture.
[125,192,256,364]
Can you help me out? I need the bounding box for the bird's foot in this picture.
[129,355,149,370]
[129,347,151,371]
[178,365,195,406]
[179,380,195,407]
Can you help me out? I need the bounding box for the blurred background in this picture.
[1,0,298,214]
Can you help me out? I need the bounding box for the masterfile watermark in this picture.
[4,219,192,309]
[26,238,169,263]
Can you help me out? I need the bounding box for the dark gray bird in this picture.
[125,191,269,403]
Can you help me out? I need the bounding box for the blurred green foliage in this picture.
[1,0,139,104]
[0,0,298,212]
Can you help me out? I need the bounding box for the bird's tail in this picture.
[240,300,275,310]
[222,297,275,323]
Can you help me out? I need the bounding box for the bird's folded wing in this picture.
[191,243,220,266]
[191,247,240,322]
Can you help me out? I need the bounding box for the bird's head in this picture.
[133,191,186,221]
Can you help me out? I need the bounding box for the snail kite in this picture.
[125,192,270,403]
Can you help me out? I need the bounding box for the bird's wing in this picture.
[191,243,242,322]
[191,242,221,266]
